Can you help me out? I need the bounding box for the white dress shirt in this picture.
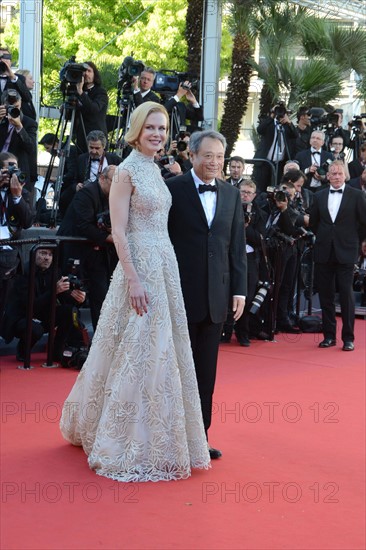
[327,184,345,222]
[191,168,217,227]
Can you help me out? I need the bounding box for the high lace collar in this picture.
[130,148,155,163]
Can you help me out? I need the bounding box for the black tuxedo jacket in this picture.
[1,73,33,106]
[133,89,161,107]
[75,152,123,183]
[348,159,365,180]
[0,114,38,189]
[295,148,333,189]
[2,188,34,239]
[309,185,366,264]
[74,85,109,153]
[167,171,247,324]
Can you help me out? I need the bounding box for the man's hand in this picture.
[56,276,70,294]
[9,174,23,198]
[232,296,245,321]
[131,76,139,91]
[70,289,86,303]
[279,113,291,125]
[7,112,22,130]
[185,87,198,105]
[76,77,84,95]
[76,182,84,191]
[176,82,189,99]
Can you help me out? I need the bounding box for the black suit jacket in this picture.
[74,85,109,153]
[1,74,33,106]
[309,185,366,264]
[133,89,161,107]
[167,171,247,324]
[0,114,38,190]
[348,159,364,180]
[295,148,333,190]
[164,97,204,136]
[1,188,34,239]
[74,152,123,184]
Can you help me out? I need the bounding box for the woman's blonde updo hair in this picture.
[125,102,169,149]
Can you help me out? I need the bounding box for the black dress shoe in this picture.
[277,323,301,334]
[208,447,222,459]
[237,335,250,347]
[342,341,354,351]
[319,338,336,348]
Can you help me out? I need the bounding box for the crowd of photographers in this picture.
[1,46,366,364]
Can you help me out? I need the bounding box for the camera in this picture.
[6,106,20,118]
[152,70,199,94]
[97,210,111,232]
[66,258,85,291]
[250,281,271,314]
[159,155,175,166]
[0,52,11,74]
[273,102,291,122]
[7,164,26,183]
[316,159,332,177]
[59,56,89,97]
[274,188,290,202]
[349,115,366,134]
[118,56,145,94]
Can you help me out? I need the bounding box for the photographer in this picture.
[235,180,267,346]
[329,135,350,180]
[72,130,122,192]
[354,239,366,306]
[163,81,204,139]
[154,148,182,179]
[252,103,298,193]
[295,130,333,192]
[58,165,118,330]
[0,48,33,109]
[295,106,312,154]
[132,67,161,106]
[0,152,34,331]
[0,89,38,191]
[73,62,108,154]
[168,131,192,173]
[1,248,86,362]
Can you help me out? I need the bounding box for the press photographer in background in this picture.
[264,180,311,333]
[329,135,350,181]
[0,152,34,332]
[71,61,108,154]
[167,131,192,173]
[163,80,204,141]
[348,143,366,180]
[354,239,366,307]
[295,130,333,192]
[0,89,38,192]
[132,66,161,106]
[1,248,86,362]
[58,165,118,331]
[252,102,298,193]
[0,47,34,111]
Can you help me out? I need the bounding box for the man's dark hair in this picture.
[297,106,310,122]
[281,169,306,184]
[229,156,245,166]
[84,61,102,86]
[0,151,17,169]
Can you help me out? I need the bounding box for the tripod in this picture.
[36,97,86,227]
[270,121,291,185]
[109,88,135,157]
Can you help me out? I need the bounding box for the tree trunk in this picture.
[220,32,253,158]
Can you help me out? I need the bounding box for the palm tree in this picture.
[185,0,204,80]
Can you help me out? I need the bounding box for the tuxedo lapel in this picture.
[182,172,209,226]
[210,179,225,227]
[334,186,350,221]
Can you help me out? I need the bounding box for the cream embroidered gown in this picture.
[60,149,210,482]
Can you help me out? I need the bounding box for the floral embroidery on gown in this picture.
[60,149,211,482]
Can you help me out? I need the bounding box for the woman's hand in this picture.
[129,280,149,316]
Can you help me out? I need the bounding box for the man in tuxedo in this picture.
[0,89,38,191]
[295,130,333,192]
[73,62,109,154]
[167,130,247,458]
[309,161,366,351]
[132,67,161,106]
[58,165,118,330]
[73,130,122,191]
[226,156,245,188]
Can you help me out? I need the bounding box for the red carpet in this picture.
[1,322,365,550]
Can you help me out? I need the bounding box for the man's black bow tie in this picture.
[90,158,101,162]
[312,151,321,155]
[330,189,343,194]
[198,184,217,193]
